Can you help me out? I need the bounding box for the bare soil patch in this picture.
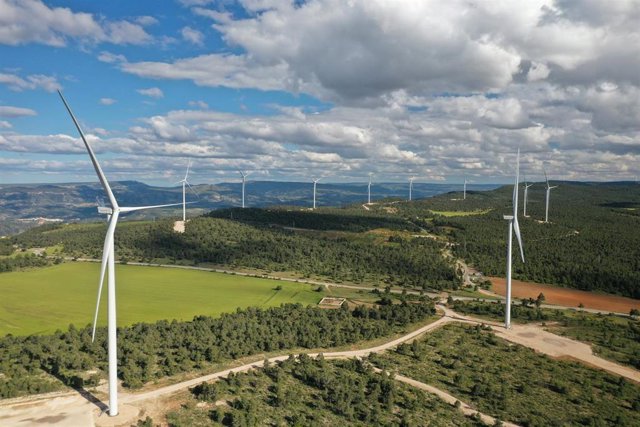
[489,277,640,313]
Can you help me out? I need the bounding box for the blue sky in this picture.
[1,0,639,185]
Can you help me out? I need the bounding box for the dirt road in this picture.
[3,305,639,426]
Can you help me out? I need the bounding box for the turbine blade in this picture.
[513,216,525,263]
[186,181,199,198]
[184,160,192,181]
[543,167,549,188]
[119,202,186,213]
[58,91,119,210]
[92,212,119,342]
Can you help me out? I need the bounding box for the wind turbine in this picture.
[178,160,197,222]
[544,168,558,223]
[58,91,182,417]
[239,170,250,208]
[463,177,468,200]
[312,177,321,209]
[522,175,533,217]
[367,172,373,204]
[408,177,415,201]
[503,149,525,329]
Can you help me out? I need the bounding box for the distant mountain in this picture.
[0,180,498,235]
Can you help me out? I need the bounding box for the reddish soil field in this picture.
[489,277,640,313]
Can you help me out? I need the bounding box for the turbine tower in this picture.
[463,177,468,200]
[312,178,321,209]
[58,91,181,417]
[522,176,533,217]
[367,172,373,204]
[239,170,250,208]
[503,149,525,329]
[408,177,415,201]
[544,168,558,223]
[178,160,195,222]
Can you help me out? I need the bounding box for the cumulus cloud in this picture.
[0,72,61,92]
[0,0,153,46]
[99,98,117,105]
[2,0,639,182]
[97,51,127,64]
[188,100,209,109]
[181,26,204,46]
[0,105,37,117]
[137,87,164,98]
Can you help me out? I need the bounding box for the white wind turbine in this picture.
[178,160,197,222]
[544,168,558,223]
[503,149,525,329]
[463,177,468,200]
[312,177,321,209]
[58,91,182,417]
[239,170,250,208]
[367,172,374,204]
[522,175,533,217]
[408,177,415,201]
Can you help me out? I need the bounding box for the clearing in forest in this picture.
[0,262,321,336]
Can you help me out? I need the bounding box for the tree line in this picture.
[13,216,459,289]
[0,300,435,398]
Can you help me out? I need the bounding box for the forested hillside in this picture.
[0,301,435,398]
[13,214,458,289]
[9,182,640,298]
[166,356,484,426]
[366,182,640,298]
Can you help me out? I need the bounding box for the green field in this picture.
[0,262,321,336]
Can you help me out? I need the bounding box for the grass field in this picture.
[0,262,322,336]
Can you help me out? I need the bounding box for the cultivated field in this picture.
[0,262,321,336]
[489,277,640,313]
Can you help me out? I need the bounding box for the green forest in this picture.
[12,215,458,289]
[451,299,640,369]
[371,323,640,426]
[165,356,484,426]
[8,182,640,298]
[372,182,640,298]
[0,300,435,398]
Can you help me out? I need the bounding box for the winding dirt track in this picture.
[2,305,639,426]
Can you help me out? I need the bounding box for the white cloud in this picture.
[0,0,153,46]
[97,51,127,64]
[0,120,11,128]
[0,105,37,117]
[188,100,209,109]
[181,26,204,46]
[135,16,158,26]
[2,0,639,183]
[99,98,117,106]
[0,72,61,92]
[137,87,164,98]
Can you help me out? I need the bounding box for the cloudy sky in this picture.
[0,0,638,184]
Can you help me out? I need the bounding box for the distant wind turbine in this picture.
[522,175,533,217]
[312,177,321,209]
[58,91,182,417]
[463,177,468,200]
[503,149,525,329]
[543,168,558,223]
[408,177,415,201]
[178,161,197,222]
[239,170,250,208]
[367,172,373,204]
